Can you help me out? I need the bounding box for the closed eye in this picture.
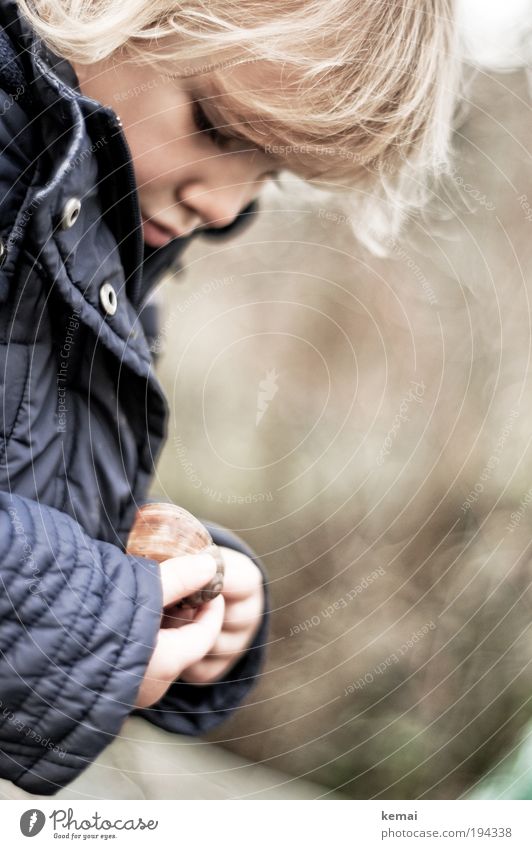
[192,100,241,148]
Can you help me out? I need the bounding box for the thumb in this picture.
[159,552,217,607]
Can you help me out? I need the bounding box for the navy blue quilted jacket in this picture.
[0,0,269,796]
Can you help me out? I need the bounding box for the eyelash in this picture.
[191,99,278,179]
[192,100,235,148]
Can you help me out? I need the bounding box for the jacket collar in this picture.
[0,0,147,304]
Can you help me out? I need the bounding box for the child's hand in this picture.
[179,546,265,685]
[134,553,224,709]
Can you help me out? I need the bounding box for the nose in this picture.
[178,180,264,230]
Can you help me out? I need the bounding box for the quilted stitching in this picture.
[31,551,140,771]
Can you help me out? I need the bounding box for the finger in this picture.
[180,612,262,686]
[160,593,225,676]
[208,627,257,658]
[159,552,217,607]
[161,605,197,629]
[180,653,239,685]
[218,547,263,600]
[219,594,264,633]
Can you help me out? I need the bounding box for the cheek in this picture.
[124,129,178,193]
[118,89,196,185]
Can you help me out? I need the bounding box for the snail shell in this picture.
[126,502,224,608]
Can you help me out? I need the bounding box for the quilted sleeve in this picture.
[133,521,270,735]
[0,491,163,796]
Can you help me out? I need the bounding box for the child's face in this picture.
[73,58,280,246]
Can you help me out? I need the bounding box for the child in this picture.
[0,0,458,795]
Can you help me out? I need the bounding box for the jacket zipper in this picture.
[104,109,144,308]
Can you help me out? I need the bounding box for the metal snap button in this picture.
[99,281,118,316]
[60,197,81,229]
[0,238,6,267]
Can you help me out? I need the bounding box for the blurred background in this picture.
[146,12,532,799]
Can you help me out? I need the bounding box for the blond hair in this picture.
[16,0,462,251]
